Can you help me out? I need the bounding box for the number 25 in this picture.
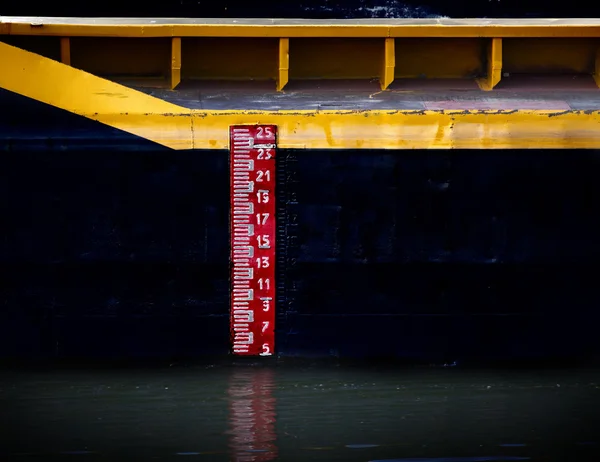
[256,127,274,139]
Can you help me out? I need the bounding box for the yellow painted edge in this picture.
[277,38,289,92]
[80,109,600,150]
[3,39,600,151]
[477,37,502,91]
[171,37,181,90]
[187,110,600,150]
[380,38,395,90]
[4,23,600,38]
[60,37,70,65]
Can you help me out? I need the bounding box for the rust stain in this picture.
[94,92,129,98]
[433,123,445,144]
[322,123,335,147]
[547,110,574,117]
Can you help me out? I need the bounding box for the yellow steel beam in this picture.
[2,40,600,150]
[504,38,597,74]
[182,37,278,81]
[277,38,289,91]
[3,18,600,38]
[171,37,181,90]
[3,22,598,86]
[290,38,381,80]
[478,38,502,91]
[60,37,70,65]
[395,38,485,79]
[380,38,395,90]
[189,110,600,150]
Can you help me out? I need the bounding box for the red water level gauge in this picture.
[230,125,277,356]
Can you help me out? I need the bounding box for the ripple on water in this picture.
[369,457,531,462]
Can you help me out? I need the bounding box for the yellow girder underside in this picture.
[1,38,600,150]
[3,17,600,38]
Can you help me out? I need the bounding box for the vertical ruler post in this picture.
[230,125,277,356]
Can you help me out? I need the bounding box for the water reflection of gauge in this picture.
[227,369,278,461]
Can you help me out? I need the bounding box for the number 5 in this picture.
[260,343,272,356]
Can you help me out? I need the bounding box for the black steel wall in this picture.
[2,1,600,20]
[277,150,600,361]
[1,88,600,363]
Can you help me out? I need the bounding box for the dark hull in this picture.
[1,88,600,364]
[3,1,600,19]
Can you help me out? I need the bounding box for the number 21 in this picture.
[256,170,271,182]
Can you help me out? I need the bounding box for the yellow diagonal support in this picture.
[0,41,193,149]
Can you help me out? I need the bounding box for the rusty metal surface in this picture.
[133,78,600,111]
